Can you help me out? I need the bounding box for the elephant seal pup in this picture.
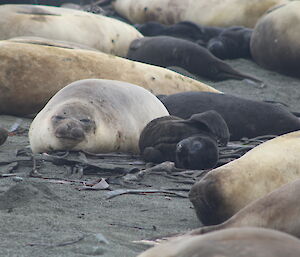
[250,2,300,77]
[139,110,229,169]
[160,92,300,140]
[207,26,253,59]
[189,130,300,225]
[0,4,142,57]
[113,0,287,28]
[127,36,262,83]
[137,227,300,257]
[0,41,218,116]
[135,21,223,46]
[184,179,300,238]
[29,79,169,154]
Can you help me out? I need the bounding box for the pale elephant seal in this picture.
[113,0,287,28]
[127,36,262,83]
[137,227,300,257]
[160,92,300,140]
[250,2,300,77]
[29,79,169,154]
[183,179,300,239]
[0,41,218,116]
[0,4,142,57]
[139,110,229,169]
[189,131,300,225]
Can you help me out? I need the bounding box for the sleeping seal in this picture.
[137,227,300,257]
[160,92,300,140]
[189,131,300,225]
[184,179,300,238]
[139,110,229,169]
[29,79,169,154]
[250,2,300,77]
[0,40,218,116]
[113,0,287,28]
[0,4,142,57]
[127,36,262,83]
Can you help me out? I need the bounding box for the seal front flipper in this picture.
[183,110,230,146]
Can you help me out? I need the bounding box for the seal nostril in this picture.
[71,128,84,139]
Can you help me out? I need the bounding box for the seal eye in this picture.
[52,115,65,121]
[80,118,91,123]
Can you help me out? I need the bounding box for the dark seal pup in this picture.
[207,26,253,59]
[160,91,300,140]
[127,36,262,83]
[135,21,223,46]
[139,110,229,170]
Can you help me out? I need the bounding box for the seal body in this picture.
[0,4,142,57]
[207,26,253,59]
[113,0,287,28]
[29,79,169,154]
[250,2,300,77]
[160,92,300,140]
[139,110,229,169]
[188,179,300,238]
[127,36,261,82]
[189,131,300,225]
[137,227,300,257]
[0,41,218,116]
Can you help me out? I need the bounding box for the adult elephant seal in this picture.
[0,40,218,116]
[29,79,169,154]
[127,36,262,83]
[137,227,300,257]
[180,179,300,239]
[250,2,300,77]
[0,4,142,57]
[139,110,229,170]
[160,92,300,140]
[113,0,287,28]
[189,131,300,225]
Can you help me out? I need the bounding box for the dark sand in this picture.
[0,57,299,257]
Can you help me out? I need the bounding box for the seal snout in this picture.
[52,116,85,141]
[175,135,219,170]
[189,176,223,225]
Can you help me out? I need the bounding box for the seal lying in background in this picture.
[0,41,218,116]
[29,79,169,154]
[160,92,300,140]
[113,0,287,28]
[127,36,262,83]
[251,2,300,78]
[139,110,229,170]
[189,131,300,225]
[137,227,300,257]
[207,26,253,59]
[183,179,300,238]
[135,22,252,59]
[0,4,142,57]
[135,21,223,46]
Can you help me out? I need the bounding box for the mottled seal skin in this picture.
[137,227,300,257]
[135,21,223,46]
[250,2,300,77]
[0,4,142,57]
[207,26,253,59]
[127,36,262,83]
[113,0,287,28]
[138,110,229,170]
[160,91,300,140]
[0,41,218,116]
[29,79,169,154]
[0,128,8,146]
[189,131,300,225]
[186,179,300,239]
